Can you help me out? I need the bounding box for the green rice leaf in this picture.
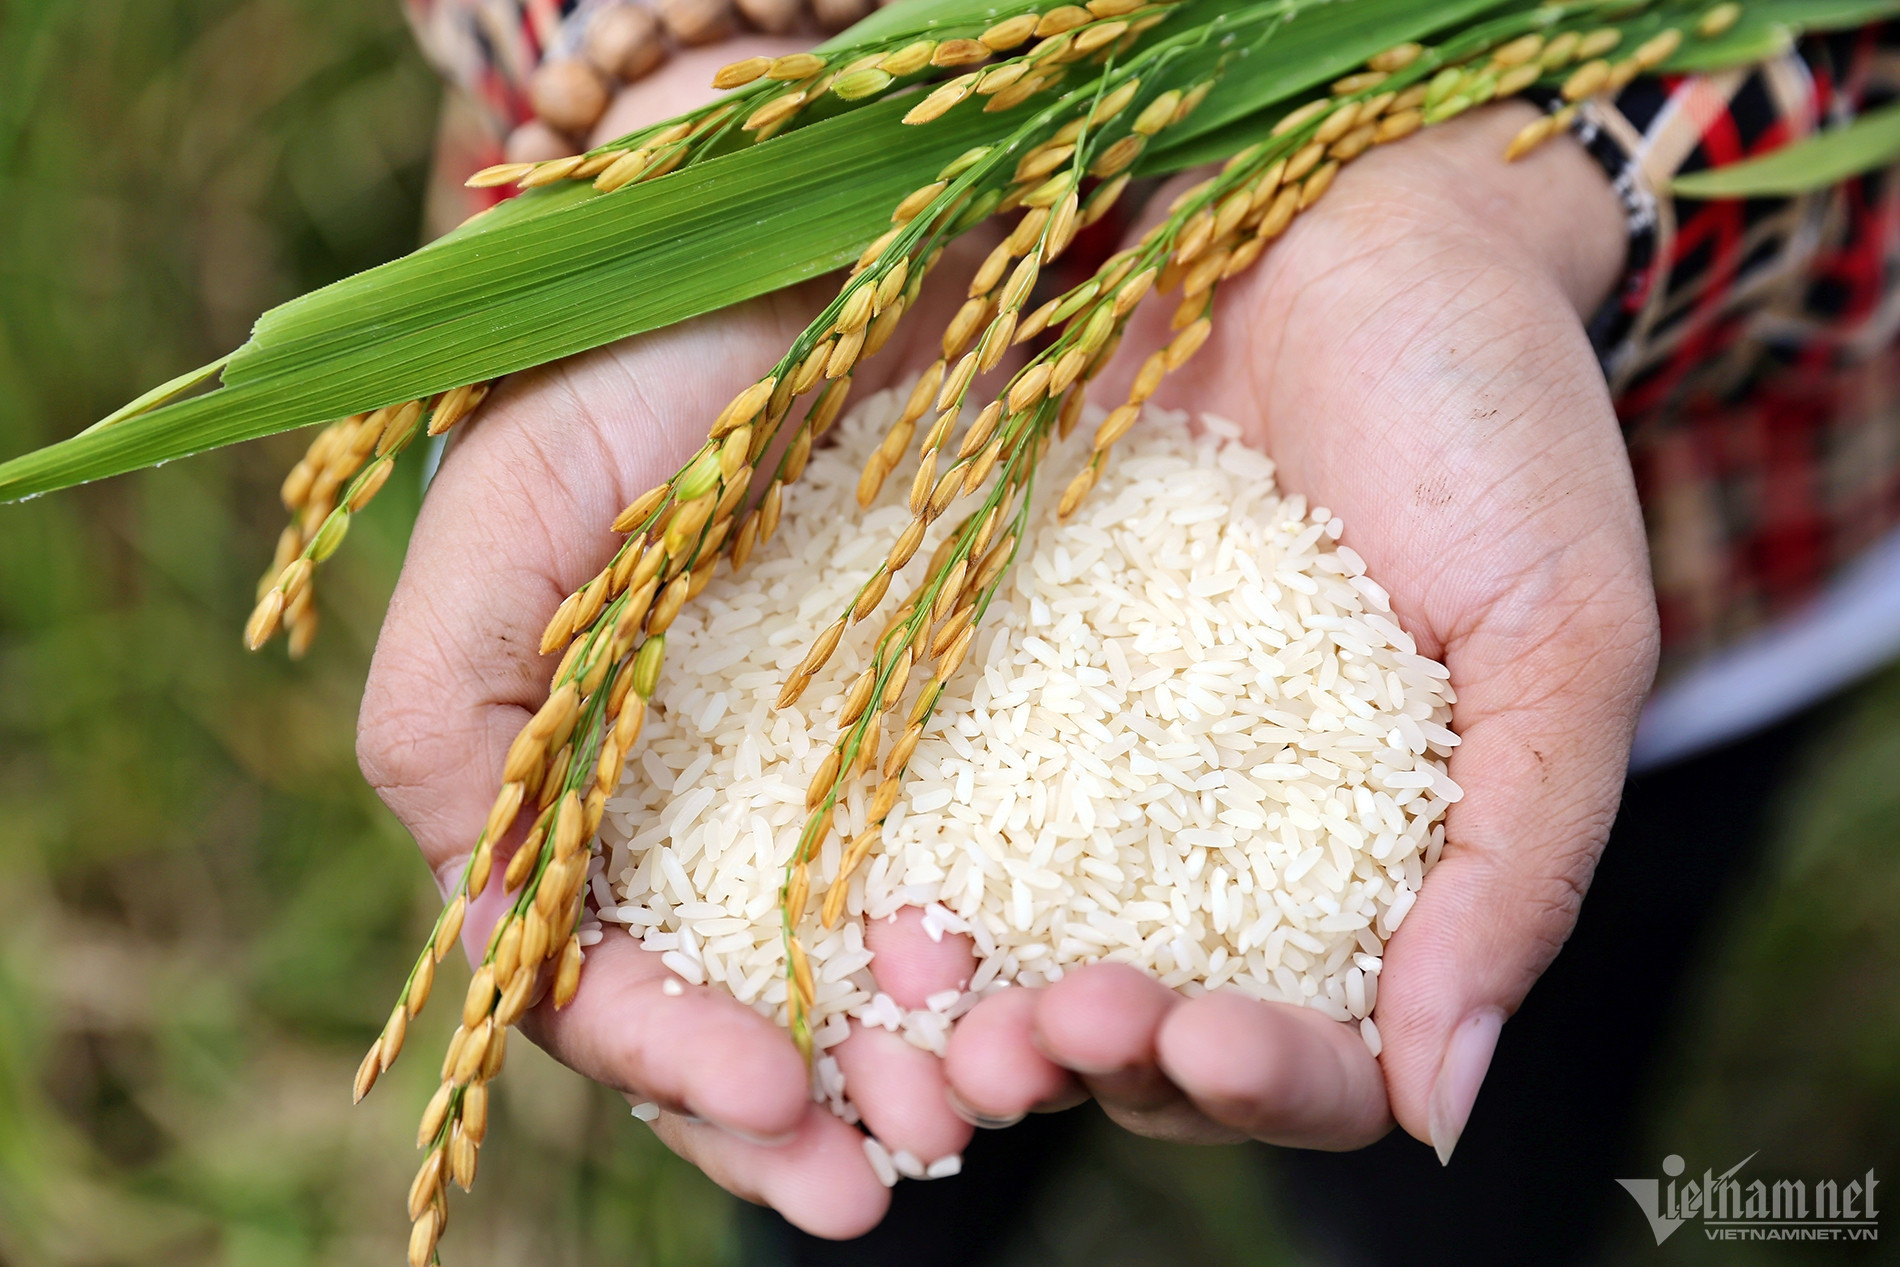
[1665,0,1900,71]
[1147,0,1531,172]
[816,0,1044,46]
[1152,0,1517,160]
[10,0,1900,505]
[1670,101,1900,198]
[0,98,992,502]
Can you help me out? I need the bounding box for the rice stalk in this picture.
[246,385,488,657]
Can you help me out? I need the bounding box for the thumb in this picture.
[1372,563,1658,1162]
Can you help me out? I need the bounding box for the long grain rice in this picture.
[593,380,1459,1127]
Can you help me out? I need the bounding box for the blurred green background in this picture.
[0,2,1895,1264]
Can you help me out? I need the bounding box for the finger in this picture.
[1032,962,1236,1142]
[518,924,810,1142]
[1155,989,1391,1150]
[651,1103,893,1240]
[829,909,975,1163]
[1033,962,1175,1081]
[865,906,975,1008]
[942,987,1078,1127]
[832,1025,971,1165]
[1375,613,1653,1161]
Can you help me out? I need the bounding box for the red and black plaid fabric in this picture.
[406,0,586,131]
[1552,26,1900,676]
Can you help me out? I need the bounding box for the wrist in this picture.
[1302,99,1627,320]
[1419,101,1628,317]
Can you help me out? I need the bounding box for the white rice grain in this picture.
[598,382,1457,1124]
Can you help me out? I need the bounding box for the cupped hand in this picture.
[359,42,983,1239]
[942,101,1660,1162]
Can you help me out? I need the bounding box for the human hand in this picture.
[941,101,1660,1162]
[359,42,985,1238]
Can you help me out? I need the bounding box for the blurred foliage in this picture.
[0,1,731,1263]
[0,2,1897,1266]
[991,1119,1299,1267]
[1603,666,1900,1266]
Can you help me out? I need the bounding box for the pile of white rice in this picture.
[587,380,1459,1134]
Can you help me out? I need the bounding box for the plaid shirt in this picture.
[409,5,1900,679]
[405,0,586,131]
[1559,25,1900,679]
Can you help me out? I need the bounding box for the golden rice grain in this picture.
[1699,3,1740,37]
[1091,134,1146,175]
[1271,98,1331,137]
[745,91,806,131]
[353,1045,382,1103]
[553,936,584,1007]
[435,895,467,962]
[417,1082,454,1148]
[1167,318,1213,370]
[714,55,772,88]
[1057,461,1097,518]
[1283,140,1325,182]
[408,1149,445,1221]
[1369,41,1422,72]
[881,40,937,76]
[450,1123,478,1190]
[932,39,989,67]
[1495,62,1541,97]
[1491,33,1545,68]
[768,52,826,80]
[243,588,285,651]
[1577,28,1623,59]
[1641,27,1687,68]
[1300,160,1339,209]
[519,155,586,188]
[1073,20,1127,53]
[1375,108,1423,144]
[981,14,1039,50]
[408,1208,439,1267]
[1331,69,1388,96]
[1562,58,1612,100]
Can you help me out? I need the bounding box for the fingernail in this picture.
[1429,1007,1504,1166]
[1030,1086,1092,1115]
[716,1122,799,1148]
[1054,1056,1122,1077]
[945,1088,1023,1130]
[430,858,465,903]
